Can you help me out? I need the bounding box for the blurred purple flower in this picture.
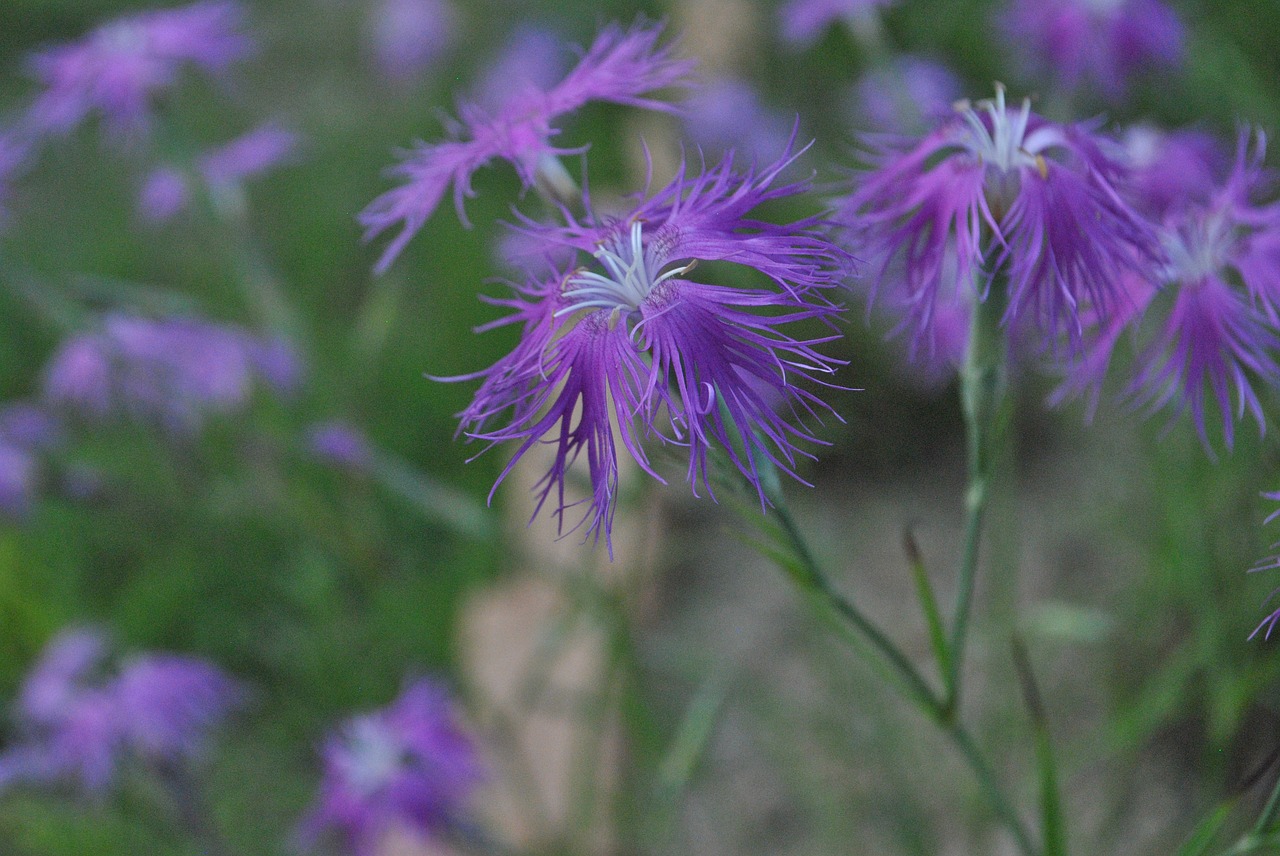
[1000,0,1184,100]
[0,444,38,520]
[360,19,695,274]
[307,421,375,471]
[471,25,568,114]
[458,144,849,554]
[138,165,191,222]
[780,0,896,45]
[298,678,483,856]
[43,314,302,432]
[683,77,794,163]
[139,123,301,222]
[23,0,252,139]
[1124,133,1280,449]
[368,0,456,82]
[853,55,961,135]
[0,627,241,795]
[838,86,1159,358]
[0,403,62,451]
[1123,126,1228,220]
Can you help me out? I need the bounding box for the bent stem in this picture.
[947,269,1010,714]
[758,465,1038,856]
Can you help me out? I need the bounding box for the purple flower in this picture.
[0,402,61,521]
[360,20,695,274]
[368,0,456,81]
[298,679,483,856]
[457,145,848,554]
[1252,491,1280,640]
[23,1,252,139]
[853,55,961,136]
[113,655,243,762]
[839,87,1158,358]
[139,123,301,222]
[0,628,241,795]
[471,25,568,114]
[780,0,897,46]
[307,421,375,471]
[1123,126,1228,221]
[1000,0,1184,100]
[1123,133,1280,449]
[683,77,794,163]
[43,314,300,432]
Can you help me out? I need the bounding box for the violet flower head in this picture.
[307,421,375,471]
[457,144,849,555]
[0,402,61,522]
[839,86,1158,359]
[298,679,483,856]
[139,123,301,222]
[113,654,244,762]
[1000,0,1184,101]
[1123,132,1280,450]
[24,1,252,139]
[853,55,961,136]
[683,77,794,164]
[359,19,696,274]
[471,25,568,115]
[43,314,300,432]
[0,628,241,795]
[780,0,897,46]
[368,0,456,82]
[1123,126,1228,221]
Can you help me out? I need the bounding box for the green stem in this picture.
[947,270,1010,713]
[762,478,1039,856]
[768,492,939,713]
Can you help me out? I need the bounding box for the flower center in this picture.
[958,86,1057,176]
[339,717,406,797]
[558,221,692,318]
[1164,209,1236,285]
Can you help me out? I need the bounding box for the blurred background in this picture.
[3,0,1280,854]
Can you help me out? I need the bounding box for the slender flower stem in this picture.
[759,470,1039,856]
[947,269,1010,714]
[156,761,234,856]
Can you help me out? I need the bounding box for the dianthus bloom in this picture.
[0,402,61,521]
[839,86,1158,360]
[1000,0,1183,100]
[367,0,456,82]
[853,55,961,136]
[683,77,794,163]
[23,0,251,139]
[779,0,897,45]
[1062,132,1280,448]
[139,122,301,221]
[0,628,241,795]
[360,20,695,273]
[297,679,483,856]
[42,314,301,432]
[457,145,849,554]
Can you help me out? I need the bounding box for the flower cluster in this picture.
[298,679,483,856]
[0,628,241,794]
[139,122,301,221]
[43,314,302,433]
[1000,0,1184,101]
[22,0,251,139]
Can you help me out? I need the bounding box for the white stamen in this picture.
[555,221,694,318]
